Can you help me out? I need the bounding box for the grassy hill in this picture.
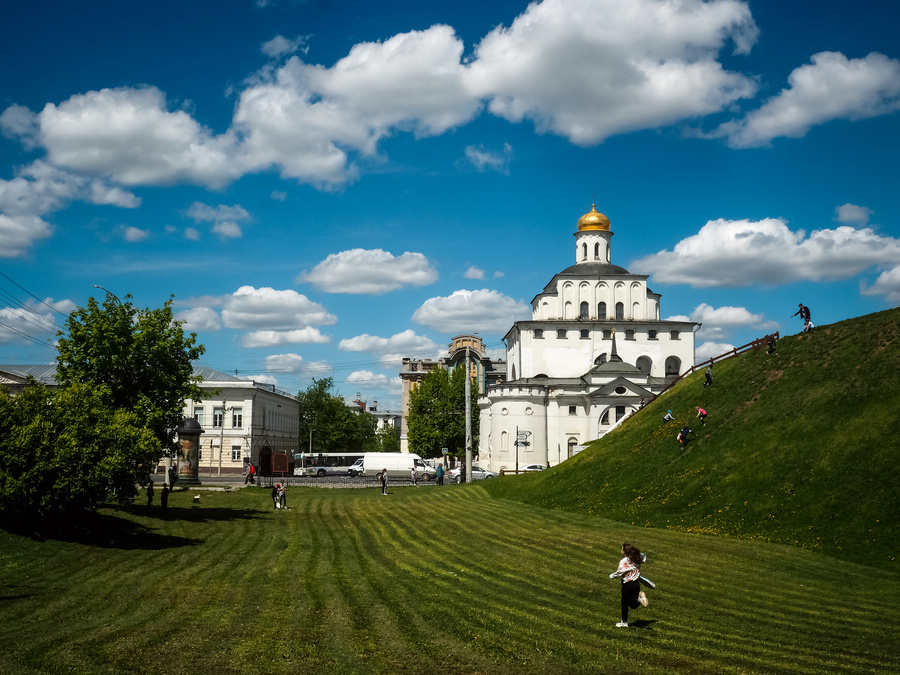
[485,308,900,571]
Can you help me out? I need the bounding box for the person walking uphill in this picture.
[609,543,649,628]
[792,303,813,333]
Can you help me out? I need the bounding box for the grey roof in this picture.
[0,364,59,385]
[540,261,648,295]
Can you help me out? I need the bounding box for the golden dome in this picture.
[577,204,610,231]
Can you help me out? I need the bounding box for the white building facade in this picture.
[478,205,697,471]
[177,367,299,477]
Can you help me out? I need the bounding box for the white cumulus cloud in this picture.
[835,203,873,225]
[299,248,438,294]
[265,352,331,376]
[467,0,758,145]
[242,328,330,348]
[718,51,900,148]
[412,289,530,334]
[222,286,337,329]
[175,307,222,332]
[632,217,900,287]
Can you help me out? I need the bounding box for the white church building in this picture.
[478,204,698,471]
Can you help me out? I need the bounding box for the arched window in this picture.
[615,302,624,320]
[665,356,681,376]
[598,302,607,320]
[579,301,589,319]
[600,410,610,425]
[636,356,652,374]
[567,438,578,458]
[632,301,640,320]
[582,243,588,260]
[594,242,600,259]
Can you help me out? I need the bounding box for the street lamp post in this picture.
[91,284,121,304]
[515,429,531,473]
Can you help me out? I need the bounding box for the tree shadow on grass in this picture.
[2,505,266,551]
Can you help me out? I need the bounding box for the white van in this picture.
[357,452,436,481]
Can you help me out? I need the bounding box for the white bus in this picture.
[293,452,365,478]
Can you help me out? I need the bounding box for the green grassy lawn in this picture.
[2,485,898,674]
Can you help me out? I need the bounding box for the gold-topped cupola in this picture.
[577,204,611,231]
[574,202,613,264]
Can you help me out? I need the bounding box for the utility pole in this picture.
[465,345,472,484]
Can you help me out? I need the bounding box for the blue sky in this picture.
[1,0,898,410]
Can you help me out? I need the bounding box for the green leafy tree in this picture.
[297,377,377,454]
[407,366,478,458]
[376,424,401,453]
[0,381,159,525]
[55,294,205,455]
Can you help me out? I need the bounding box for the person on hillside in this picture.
[410,466,418,487]
[696,407,707,426]
[663,410,674,423]
[146,480,154,507]
[609,542,649,628]
[161,483,170,510]
[436,464,444,486]
[380,469,388,495]
[704,366,713,386]
[677,426,695,446]
[792,303,813,332]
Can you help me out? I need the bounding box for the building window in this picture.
[615,302,624,320]
[615,386,626,394]
[231,445,242,461]
[648,330,658,339]
[601,410,610,425]
[625,329,635,340]
[568,405,577,415]
[557,329,567,339]
[670,330,680,340]
[616,405,625,422]
[582,243,588,260]
[598,302,606,320]
[534,328,543,339]
[213,406,224,428]
[193,407,204,426]
[232,407,243,428]
[594,242,600,259]
[603,329,612,339]
[579,302,589,319]
[580,329,589,339]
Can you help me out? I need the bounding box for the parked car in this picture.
[522,464,547,472]
[448,465,498,483]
